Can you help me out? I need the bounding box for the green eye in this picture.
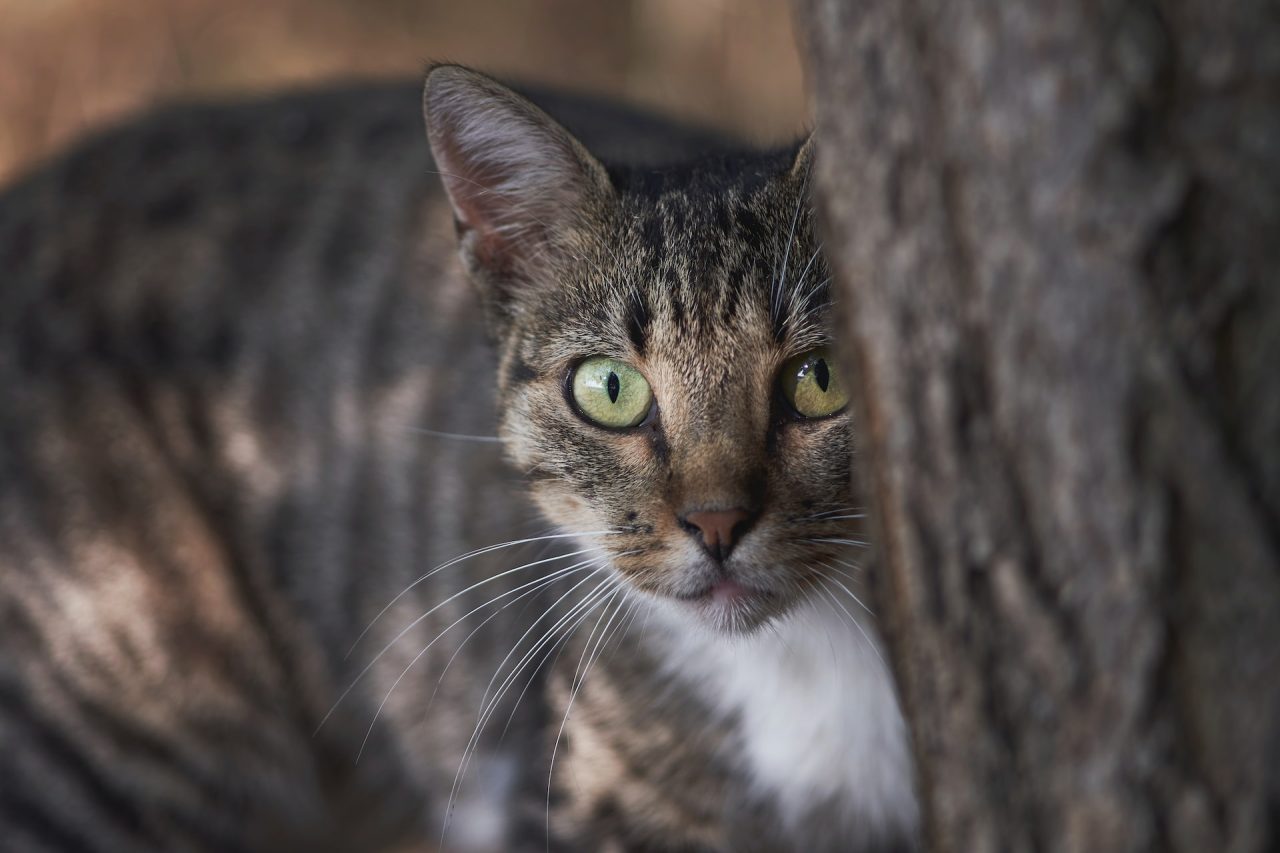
[570,356,654,428]
[780,347,848,418]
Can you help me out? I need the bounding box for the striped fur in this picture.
[0,68,916,851]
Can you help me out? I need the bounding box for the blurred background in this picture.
[0,0,809,185]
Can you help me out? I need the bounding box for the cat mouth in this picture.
[675,577,761,603]
[671,576,782,631]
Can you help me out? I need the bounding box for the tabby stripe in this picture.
[734,205,767,247]
[0,787,100,853]
[8,674,260,853]
[771,300,790,344]
[663,268,685,330]
[321,186,375,285]
[182,478,319,752]
[625,287,650,356]
[50,669,223,807]
[508,350,538,386]
[63,397,292,706]
[639,211,665,258]
[0,683,157,848]
[721,259,747,325]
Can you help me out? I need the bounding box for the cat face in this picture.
[426,66,859,634]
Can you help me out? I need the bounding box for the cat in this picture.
[0,64,918,851]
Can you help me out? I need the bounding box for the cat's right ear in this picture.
[424,65,612,316]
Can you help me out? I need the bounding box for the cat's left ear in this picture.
[424,65,613,311]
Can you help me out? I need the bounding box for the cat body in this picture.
[0,70,916,851]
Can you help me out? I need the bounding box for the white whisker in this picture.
[795,244,823,292]
[354,558,602,761]
[815,578,883,664]
[546,587,630,842]
[829,557,865,573]
[603,598,644,667]
[318,548,603,735]
[817,563,875,617]
[795,506,862,522]
[496,563,645,740]
[805,536,869,548]
[424,562,596,714]
[407,427,505,443]
[348,530,614,657]
[443,572,621,843]
[772,177,808,319]
[467,572,619,747]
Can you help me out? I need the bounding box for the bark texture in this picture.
[796,1,1280,850]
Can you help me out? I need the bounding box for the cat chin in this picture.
[605,552,803,636]
[663,580,793,636]
[694,602,782,636]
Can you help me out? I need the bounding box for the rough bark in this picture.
[796,1,1280,850]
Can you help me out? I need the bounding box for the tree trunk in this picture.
[795,1,1280,850]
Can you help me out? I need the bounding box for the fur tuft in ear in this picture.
[790,133,816,182]
[424,65,612,291]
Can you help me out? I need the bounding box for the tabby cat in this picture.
[0,65,917,851]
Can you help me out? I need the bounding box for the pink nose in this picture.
[680,508,757,562]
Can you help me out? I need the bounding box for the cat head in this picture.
[425,66,857,634]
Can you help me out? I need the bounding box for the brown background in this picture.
[0,0,809,184]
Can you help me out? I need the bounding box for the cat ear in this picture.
[424,65,613,289]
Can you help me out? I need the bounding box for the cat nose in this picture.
[679,508,758,562]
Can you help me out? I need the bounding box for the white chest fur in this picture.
[649,598,918,842]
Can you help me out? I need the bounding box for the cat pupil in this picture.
[814,358,831,393]
[607,371,620,403]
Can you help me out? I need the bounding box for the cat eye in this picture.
[779,346,849,419]
[569,356,654,429]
